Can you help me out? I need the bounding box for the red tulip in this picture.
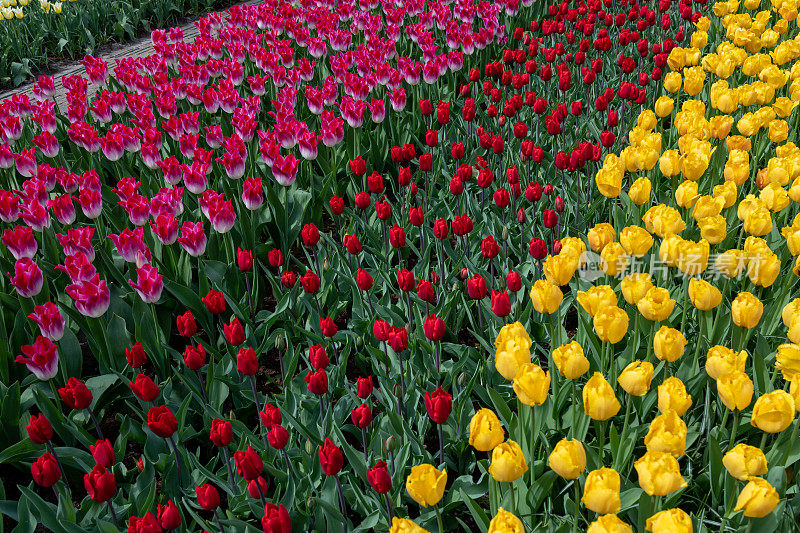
[26,413,53,444]
[318,438,343,476]
[319,317,337,337]
[129,374,160,402]
[423,315,446,341]
[58,377,93,410]
[31,452,60,487]
[126,342,147,368]
[176,311,197,337]
[367,461,392,494]
[209,419,233,447]
[234,446,263,480]
[356,376,373,399]
[183,344,207,370]
[237,248,253,272]
[268,425,289,450]
[157,499,181,530]
[195,484,220,511]
[305,369,328,395]
[237,347,259,375]
[261,503,292,533]
[90,439,115,468]
[223,317,245,346]
[425,387,453,424]
[491,290,511,317]
[84,464,116,502]
[301,271,320,293]
[202,289,226,315]
[309,344,329,370]
[467,274,487,300]
[147,405,178,438]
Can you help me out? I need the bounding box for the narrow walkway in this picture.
[0,0,258,109]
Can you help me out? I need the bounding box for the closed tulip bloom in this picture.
[658,378,693,416]
[84,464,116,502]
[530,279,563,314]
[196,483,220,511]
[147,405,178,438]
[583,372,621,420]
[645,509,692,533]
[424,388,453,424]
[717,372,754,411]
[405,464,447,507]
[513,363,549,406]
[732,292,763,328]
[653,327,686,363]
[776,343,800,381]
[488,508,524,533]
[235,446,264,480]
[593,306,629,344]
[587,514,633,533]
[582,468,621,514]
[469,409,505,451]
[577,285,617,317]
[491,290,511,317]
[618,361,654,396]
[318,438,343,476]
[638,287,676,322]
[90,439,115,468]
[390,518,430,533]
[620,273,653,305]
[688,278,722,310]
[629,177,651,205]
[548,439,586,479]
[367,460,392,494]
[494,323,532,380]
[723,444,768,481]
[735,477,780,518]
[751,390,796,433]
[634,451,687,496]
[552,341,590,379]
[620,226,654,257]
[31,452,61,487]
[644,411,687,457]
[543,253,578,286]
[489,440,528,482]
[351,403,373,429]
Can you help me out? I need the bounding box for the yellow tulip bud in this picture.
[717,371,754,410]
[734,477,780,518]
[782,225,800,255]
[747,252,781,287]
[468,409,504,452]
[653,326,687,362]
[405,464,446,507]
[716,249,746,278]
[583,372,621,421]
[582,468,621,514]
[658,377,693,416]
[769,119,789,143]
[618,360,655,396]
[664,71,682,93]
[698,215,727,244]
[675,180,700,208]
[654,96,674,117]
[593,306,630,344]
[634,451,688,496]
[494,323,532,381]
[487,508,524,533]
[743,207,773,236]
[489,440,528,482]
[629,177,652,206]
[552,341,590,380]
[731,291,764,328]
[722,443,768,481]
[783,298,800,327]
[548,439,587,480]
[750,390,796,433]
[710,115,734,139]
[512,363,549,406]
[529,280,563,315]
[688,278,722,310]
[645,509,693,533]
[638,287,676,322]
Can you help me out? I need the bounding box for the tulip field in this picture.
[5,0,800,530]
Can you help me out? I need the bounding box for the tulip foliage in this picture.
[9,0,800,531]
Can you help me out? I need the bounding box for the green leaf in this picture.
[460,489,490,531]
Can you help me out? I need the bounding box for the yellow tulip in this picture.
[653,326,687,362]
[629,177,652,206]
[715,249,746,278]
[593,306,630,344]
[644,410,687,457]
[548,439,587,480]
[634,451,688,496]
[543,253,578,287]
[750,390,796,433]
[494,330,531,381]
[390,518,430,533]
[723,444,768,481]
[552,341,590,380]
[512,363,549,406]
[587,223,616,252]
[734,478,780,518]
[582,468,621,514]
[489,440,528,482]
[790,380,800,412]
[747,252,781,288]
[645,509,693,533]
[587,515,633,533]
[698,215,727,244]
[617,361,655,396]
[530,280,563,315]
[620,226,654,257]
[620,273,653,305]
[487,508,524,533]
[776,343,800,381]
[468,409,504,451]
[664,71,682,93]
[658,377,693,416]
[583,372,621,421]
[688,278,722,310]
[654,96,674,118]
[731,291,764,328]
[405,464,446,507]
[638,287,676,322]
[576,285,618,317]
[706,346,748,379]
[717,371,754,411]
[601,242,628,277]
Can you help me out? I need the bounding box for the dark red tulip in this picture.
[425,387,453,424]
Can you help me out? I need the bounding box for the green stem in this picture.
[781,416,800,467]
[435,504,444,533]
[728,410,740,451]
[573,479,581,533]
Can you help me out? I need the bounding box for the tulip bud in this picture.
[275,333,286,352]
